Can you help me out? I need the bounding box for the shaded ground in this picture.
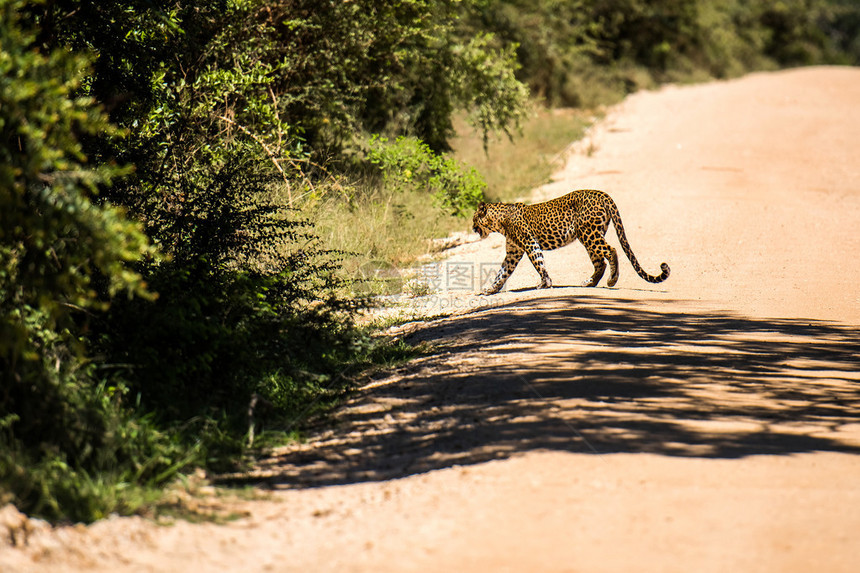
[3,66,860,573]
[242,295,860,489]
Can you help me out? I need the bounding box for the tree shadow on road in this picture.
[222,294,860,489]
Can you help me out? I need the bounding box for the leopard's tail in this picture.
[609,200,670,284]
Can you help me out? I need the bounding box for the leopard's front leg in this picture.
[481,242,524,295]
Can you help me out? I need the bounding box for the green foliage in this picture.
[468,0,603,106]
[0,0,152,321]
[211,0,530,153]
[303,177,457,273]
[368,135,486,217]
[30,0,229,129]
[0,0,183,522]
[94,155,365,441]
[824,1,860,64]
[74,0,372,468]
[0,350,192,522]
[451,33,531,149]
[470,0,860,107]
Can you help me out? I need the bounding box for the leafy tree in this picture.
[233,0,528,153]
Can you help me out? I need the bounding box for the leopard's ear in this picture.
[475,202,488,216]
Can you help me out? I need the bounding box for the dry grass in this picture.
[450,106,592,202]
[303,105,593,282]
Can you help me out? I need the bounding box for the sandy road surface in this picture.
[3,67,860,572]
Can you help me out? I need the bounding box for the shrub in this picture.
[0,0,186,522]
[368,135,487,217]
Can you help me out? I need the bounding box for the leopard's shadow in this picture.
[505,284,667,293]
[220,295,860,489]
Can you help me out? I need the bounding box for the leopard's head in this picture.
[472,202,492,239]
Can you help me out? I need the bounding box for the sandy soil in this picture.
[3,66,860,573]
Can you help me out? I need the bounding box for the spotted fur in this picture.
[472,189,670,294]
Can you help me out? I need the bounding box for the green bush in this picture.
[0,0,188,522]
[1,0,374,521]
[86,131,370,463]
[368,135,487,217]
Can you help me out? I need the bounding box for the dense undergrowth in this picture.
[1,0,858,523]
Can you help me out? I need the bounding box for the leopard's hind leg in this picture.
[607,245,619,287]
[582,236,617,287]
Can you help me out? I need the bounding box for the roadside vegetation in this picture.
[2,0,858,524]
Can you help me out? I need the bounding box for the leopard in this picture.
[472,189,670,295]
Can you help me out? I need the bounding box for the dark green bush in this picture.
[94,161,364,434]
[0,0,185,522]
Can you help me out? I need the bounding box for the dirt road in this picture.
[3,66,860,572]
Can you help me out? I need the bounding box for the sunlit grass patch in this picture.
[451,106,593,202]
